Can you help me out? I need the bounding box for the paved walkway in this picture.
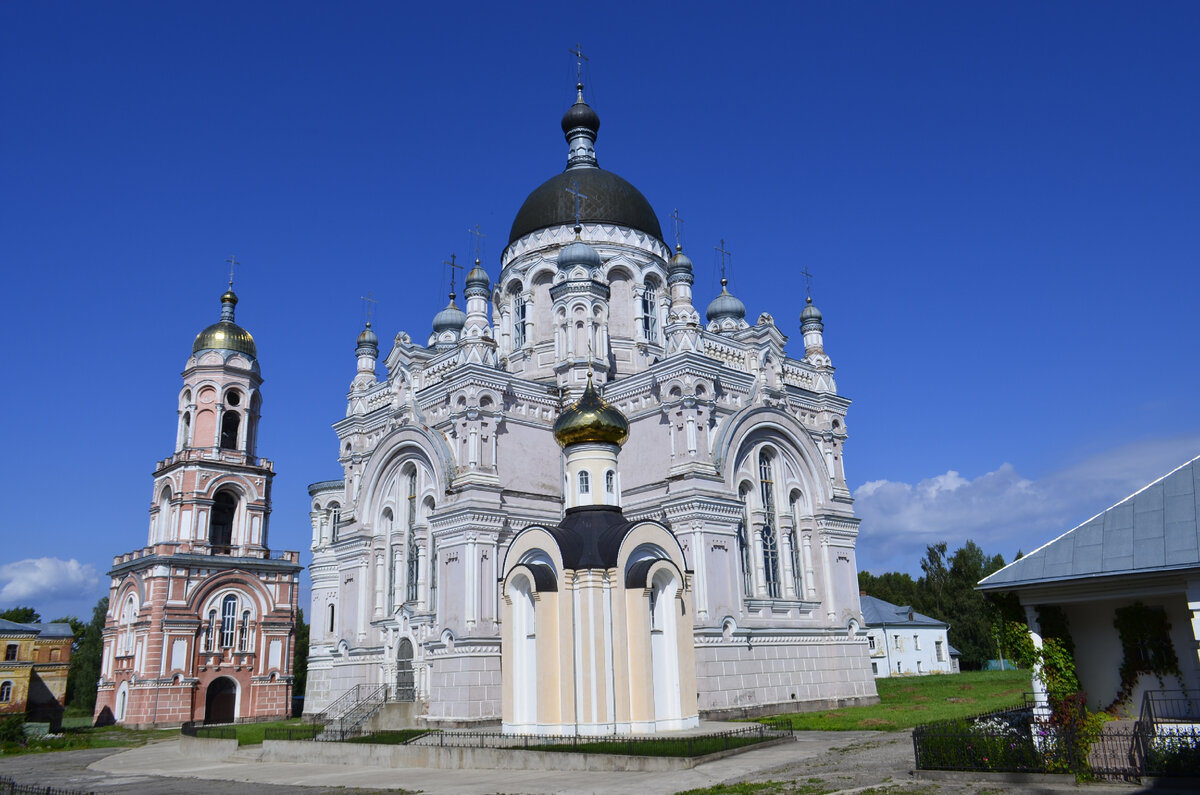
[0,729,1178,794]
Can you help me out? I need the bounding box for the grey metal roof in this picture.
[859,594,949,628]
[0,619,73,637]
[979,454,1200,591]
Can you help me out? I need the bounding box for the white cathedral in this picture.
[303,82,877,734]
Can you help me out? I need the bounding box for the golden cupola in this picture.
[553,378,630,448]
[193,289,257,358]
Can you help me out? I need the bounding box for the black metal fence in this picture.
[0,777,95,795]
[912,692,1200,780]
[180,721,235,740]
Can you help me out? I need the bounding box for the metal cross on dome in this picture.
[800,266,814,299]
[361,292,378,326]
[468,224,486,262]
[225,255,240,289]
[570,43,589,86]
[670,208,685,251]
[565,179,588,228]
[443,253,462,296]
[714,239,732,281]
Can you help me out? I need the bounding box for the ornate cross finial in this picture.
[670,208,685,251]
[225,255,240,289]
[361,292,378,326]
[565,179,588,229]
[714,239,732,282]
[443,254,462,296]
[468,224,487,262]
[800,267,814,299]
[569,43,589,88]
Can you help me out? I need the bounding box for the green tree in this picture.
[67,597,108,713]
[50,615,87,648]
[0,606,40,624]
[858,569,919,607]
[293,608,309,707]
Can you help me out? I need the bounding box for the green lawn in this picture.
[0,723,179,756]
[759,669,1029,732]
[190,719,314,745]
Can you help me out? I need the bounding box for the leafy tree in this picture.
[66,597,108,713]
[858,570,919,608]
[293,608,309,705]
[0,606,40,624]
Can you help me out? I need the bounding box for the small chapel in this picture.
[94,286,302,727]
[304,77,876,733]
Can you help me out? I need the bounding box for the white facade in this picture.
[860,595,957,678]
[304,85,877,726]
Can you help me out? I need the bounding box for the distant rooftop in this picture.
[0,619,74,638]
[860,594,949,628]
[979,454,1200,591]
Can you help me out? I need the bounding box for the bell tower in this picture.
[95,277,301,728]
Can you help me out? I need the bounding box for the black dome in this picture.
[508,168,664,245]
[561,100,600,135]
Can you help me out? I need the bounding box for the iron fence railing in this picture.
[912,691,1200,780]
[0,777,95,795]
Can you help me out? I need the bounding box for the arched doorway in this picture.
[204,677,237,724]
[395,638,414,701]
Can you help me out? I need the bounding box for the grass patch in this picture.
[759,669,1028,732]
[190,719,312,745]
[343,728,434,745]
[0,723,178,757]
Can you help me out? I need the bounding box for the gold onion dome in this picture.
[192,289,257,357]
[553,378,630,448]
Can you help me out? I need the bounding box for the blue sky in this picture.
[2,2,1197,619]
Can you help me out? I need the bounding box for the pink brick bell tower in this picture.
[94,277,302,727]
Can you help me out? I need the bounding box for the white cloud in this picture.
[853,434,1200,575]
[0,557,100,605]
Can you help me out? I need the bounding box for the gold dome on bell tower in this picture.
[192,287,257,358]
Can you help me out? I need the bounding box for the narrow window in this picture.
[917,661,923,673]
[605,470,615,495]
[407,472,419,602]
[327,604,335,634]
[578,470,590,494]
[761,529,780,598]
[789,530,802,596]
[641,289,657,341]
[238,611,250,652]
[914,634,921,651]
[513,296,526,348]
[0,681,11,702]
[893,634,901,650]
[209,491,236,553]
[206,610,217,652]
[4,645,16,661]
[329,505,341,544]
[220,411,240,450]
[936,640,945,662]
[868,636,876,651]
[897,661,902,674]
[220,595,237,648]
[871,663,878,675]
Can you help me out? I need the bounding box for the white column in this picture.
[802,531,816,599]
[357,560,368,641]
[691,526,708,620]
[781,531,797,599]
[374,553,385,618]
[821,534,835,621]
[1024,605,1051,721]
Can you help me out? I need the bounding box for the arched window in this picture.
[180,412,191,450]
[237,610,250,652]
[649,568,682,724]
[512,294,527,348]
[157,488,173,543]
[0,681,11,702]
[327,603,335,634]
[210,491,236,554]
[758,452,780,598]
[206,609,217,652]
[641,284,659,341]
[329,503,341,544]
[220,595,237,648]
[120,595,137,655]
[605,470,615,495]
[578,470,590,494]
[220,411,240,450]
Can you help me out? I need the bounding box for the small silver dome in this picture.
[705,280,746,322]
[432,297,467,334]
[557,238,602,271]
